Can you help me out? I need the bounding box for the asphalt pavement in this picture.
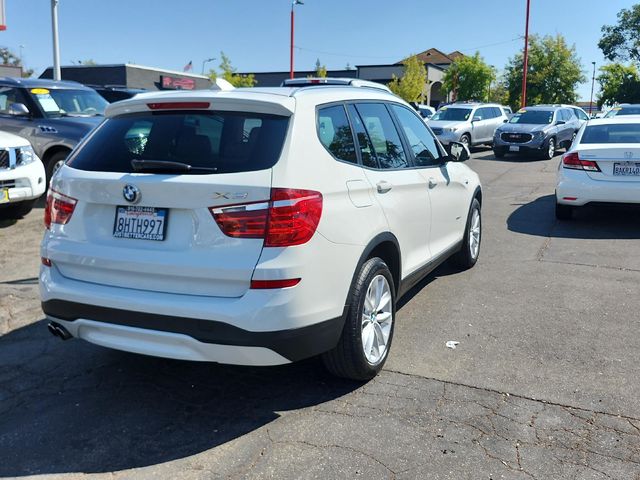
[1,149,639,479]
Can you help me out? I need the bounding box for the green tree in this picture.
[599,4,640,63]
[314,58,327,78]
[208,51,256,87]
[388,54,427,103]
[504,34,585,108]
[487,75,509,105]
[0,47,33,78]
[597,63,640,106]
[442,52,495,102]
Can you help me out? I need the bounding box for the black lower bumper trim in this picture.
[41,299,346,362]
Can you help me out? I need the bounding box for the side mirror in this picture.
[8,103,30,117]
[472,116,481,122]
[503,118,508,123]
[449,141,470,162]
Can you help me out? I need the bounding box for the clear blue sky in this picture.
[2,0,632,100]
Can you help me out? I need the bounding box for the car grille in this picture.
[501,132,532,143]
[0,150,9,169]
[431,127,443,135]
[0,179,16,189]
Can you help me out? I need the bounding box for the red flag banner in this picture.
[0,0,6,31]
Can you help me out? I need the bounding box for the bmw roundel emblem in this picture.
[123,184,141,204]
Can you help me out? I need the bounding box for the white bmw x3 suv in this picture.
[40,79,482,380]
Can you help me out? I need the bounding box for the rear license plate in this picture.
[613,162,640,176]
[0,189,8,204]
[113,206,168,241]
[509,146,520,152]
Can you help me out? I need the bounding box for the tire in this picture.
[555,202,573,220]
[493,147,507,158]
[322,257,396,381]
[542,137,556,160]
[451,198,482,270]
[0,200,35,220]
[459,133,471,149]
[45,151,69,188]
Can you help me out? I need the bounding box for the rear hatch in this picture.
[50,99,292,298]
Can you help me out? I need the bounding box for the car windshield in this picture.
[581,123,640,143]
[430,108,472,121]
[29,88,108,118]
[605,106,640,117]
[509,110,554,124]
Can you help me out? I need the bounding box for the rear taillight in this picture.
[210,188,323,247]
[250,278,301,289]
[562,152,601,172]
[44,189,77,229]
[147,102,210,110]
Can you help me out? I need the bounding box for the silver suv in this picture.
[427,102,509,148]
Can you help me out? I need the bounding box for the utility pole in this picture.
[51,0,61,81]
[290,0,303,79]
[589,61,596,116]
[201,57,215,75]
[521,0,531,108]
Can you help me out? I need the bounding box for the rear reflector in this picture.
[147,102,210,110]
[44,189,77,229]
[562,152,601,172]
[210,188,323,247]
[41,257,52,267]
[563,197,577,201]
[250,278,301,289]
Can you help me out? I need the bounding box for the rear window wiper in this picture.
[131,159,217,173]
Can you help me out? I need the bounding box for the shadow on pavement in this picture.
[508,194,640,240]
[0,319,361,476]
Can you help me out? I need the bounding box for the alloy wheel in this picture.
[469,208,481,259]
[361,274,393,365]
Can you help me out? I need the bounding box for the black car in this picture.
[0,77,106,183]
[90,85,146,103]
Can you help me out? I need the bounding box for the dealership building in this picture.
[39,64,212,91]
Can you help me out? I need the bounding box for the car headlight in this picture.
[443,126,458,133]
[18,145,37,165]
[533,131,545,139]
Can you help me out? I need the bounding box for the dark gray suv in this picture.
[492,106,580,159]
[0,78,106,183]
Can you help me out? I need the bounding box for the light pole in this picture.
[201,57,215,75]
[290,0,303,79]
[589,61,596,116]
[521,0,531,108]
[51,0,61,81]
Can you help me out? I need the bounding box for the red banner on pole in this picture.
[0,0,7,31]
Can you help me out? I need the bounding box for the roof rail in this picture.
[281,77,392,94]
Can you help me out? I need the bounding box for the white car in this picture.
[40,79,482,380]
[556,117,640,219]
[0,131,46,219]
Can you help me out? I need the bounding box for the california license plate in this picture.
[509,146,520,152]
[113,206,168,241]
[613,162,640,176]
[0,189,8,204]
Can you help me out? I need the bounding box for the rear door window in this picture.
[354,103,408,169]
[317,105,357,164]
[67,111,290,174]
[347,104,377,168]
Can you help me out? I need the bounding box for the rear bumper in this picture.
[556,169,640,206]
[43,299,345,364]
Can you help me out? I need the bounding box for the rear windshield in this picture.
[581,123,640,143]
[609,106,640,117]
[430,108,472,121]
[509,110,554,124]
[67,111,290,174]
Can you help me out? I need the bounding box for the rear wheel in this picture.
[451,198,481,269]
[322,257,395,381]
[555,202,573,220]
[0,200,35,220]
[45,151,69,188]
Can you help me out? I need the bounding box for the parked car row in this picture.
[425,102,589,160]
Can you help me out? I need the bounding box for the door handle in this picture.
[376,181,392,193]
[428,178,438,189]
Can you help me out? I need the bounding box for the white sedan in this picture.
[0,131,46,219]
[556,117,640,219]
